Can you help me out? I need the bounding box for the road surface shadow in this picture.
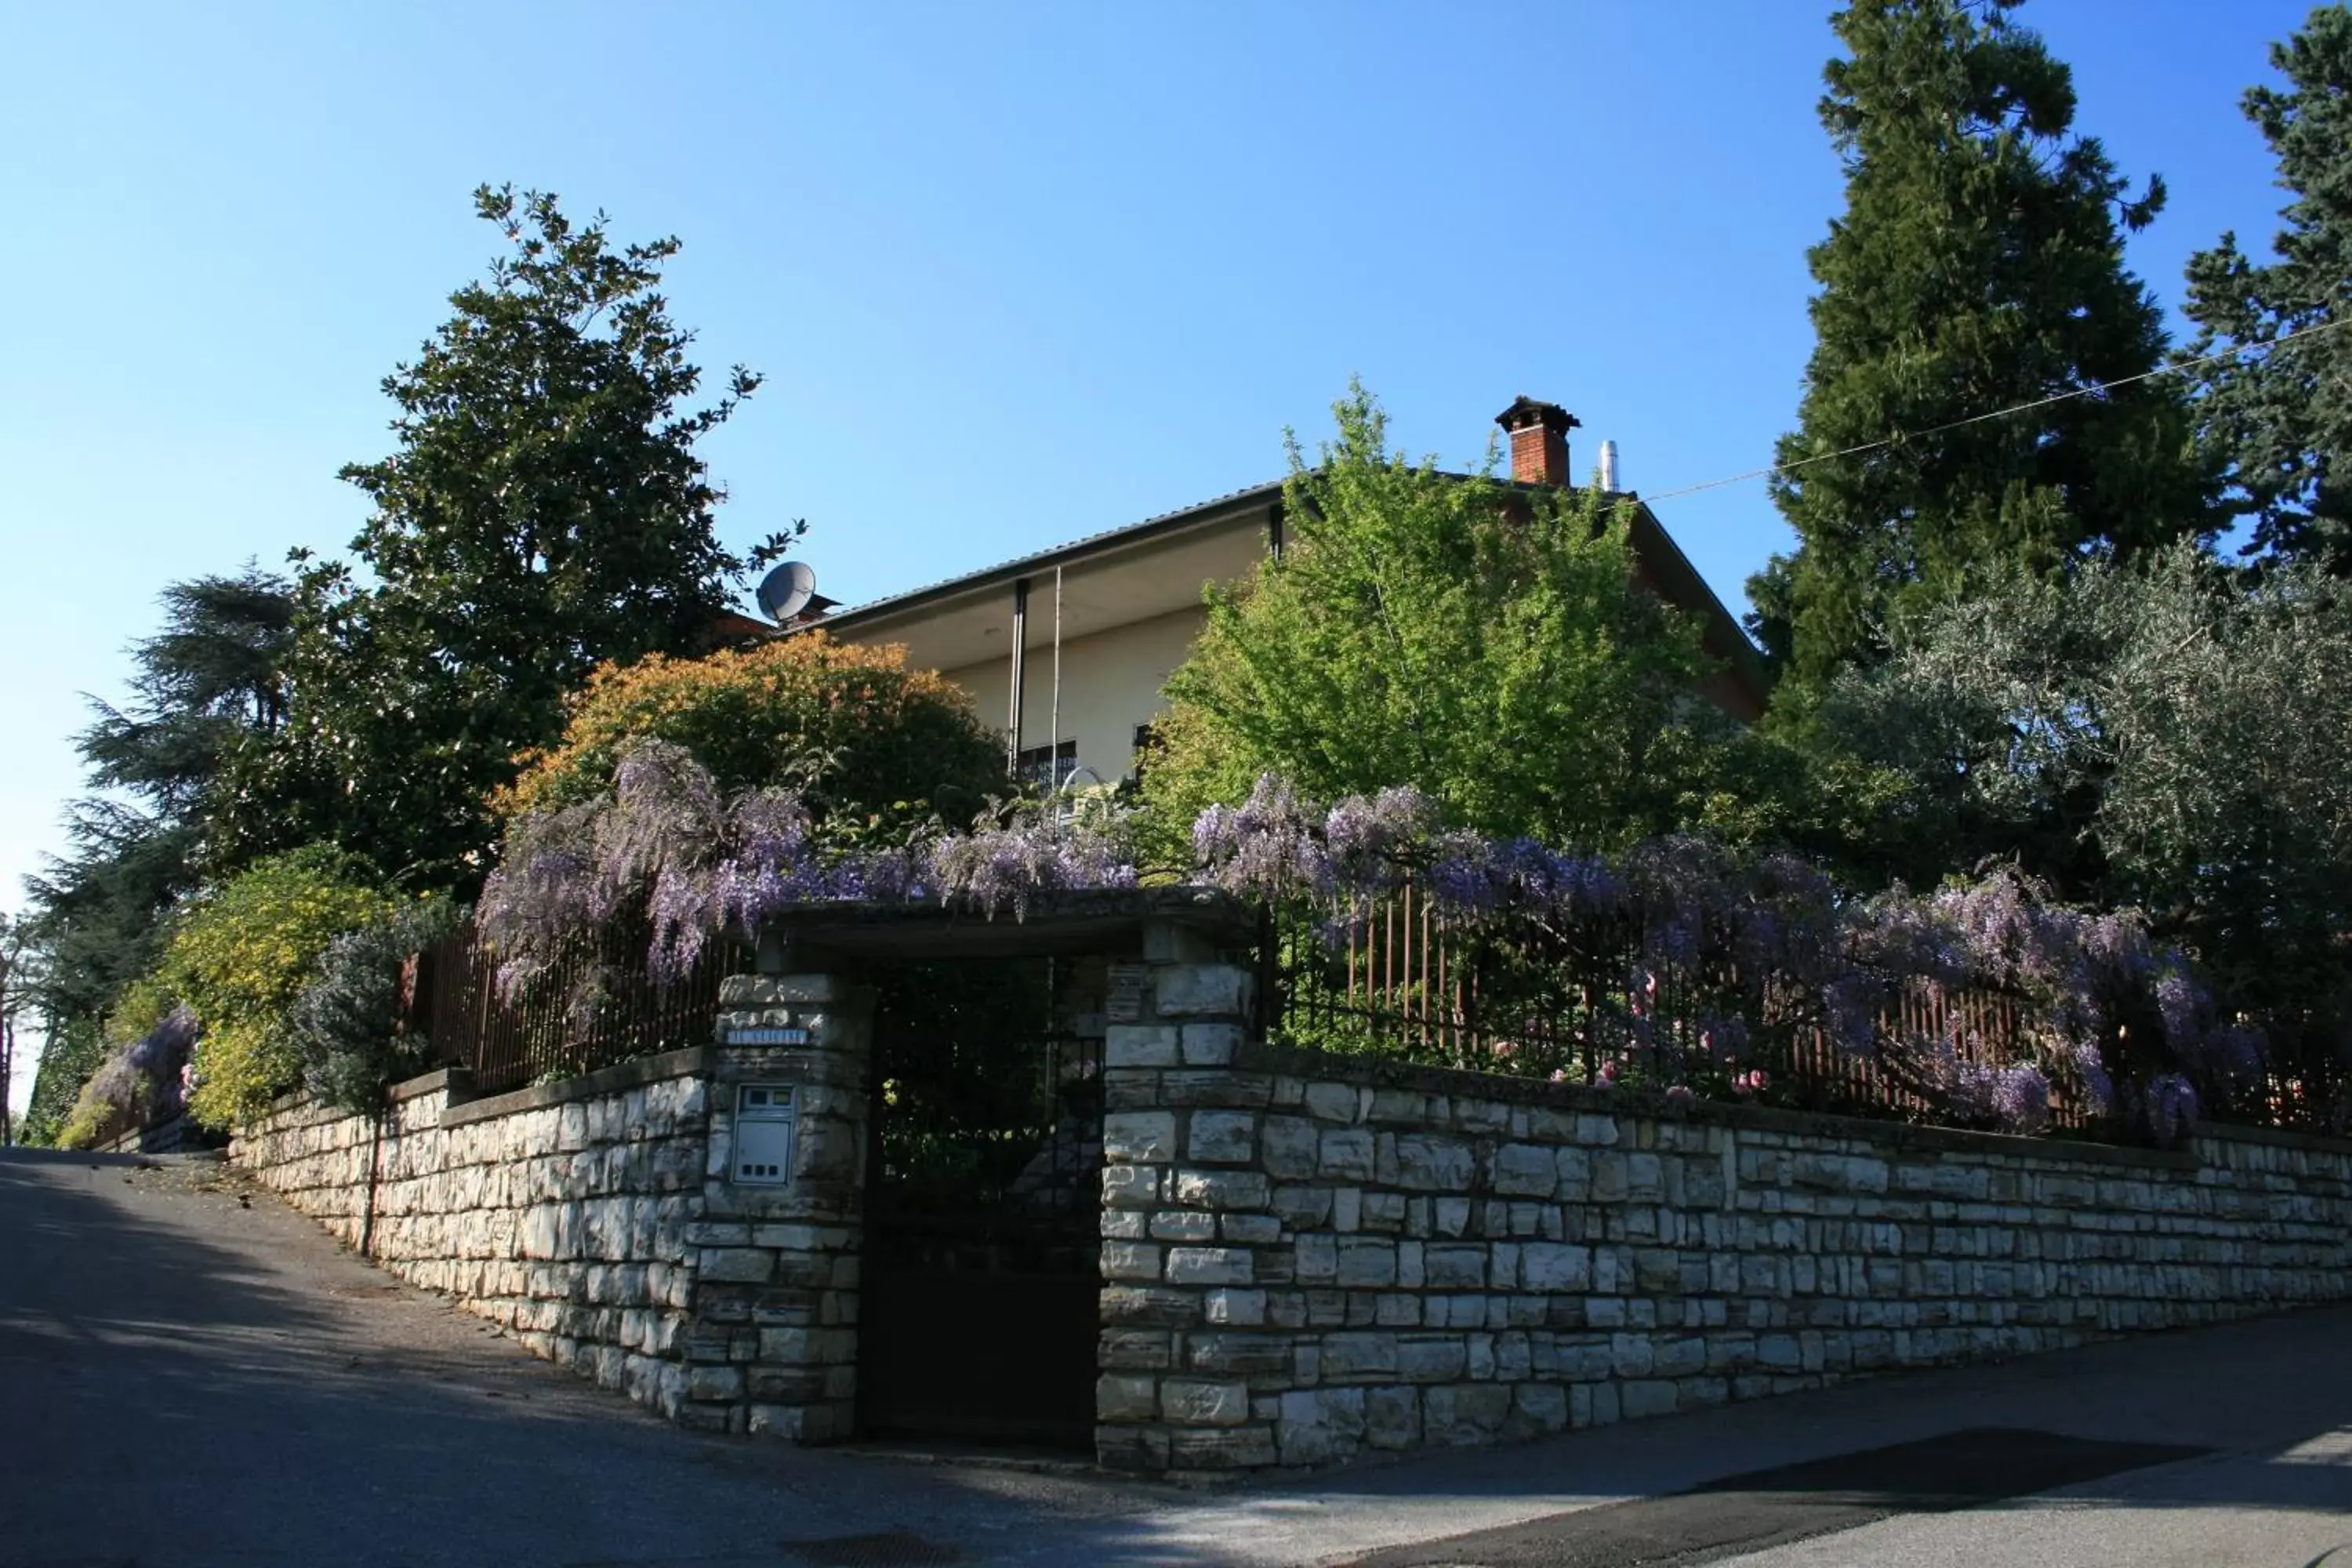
[1338,1427,2209,1566]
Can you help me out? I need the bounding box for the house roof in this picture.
[805,471,1769,713]
[812,477,1290,635]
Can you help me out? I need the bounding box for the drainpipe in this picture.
[1050,566,1063,789]
[1007,575,1029,778]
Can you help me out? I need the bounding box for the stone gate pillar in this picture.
[679,969,873,1439]
[1096,915,1264,1472]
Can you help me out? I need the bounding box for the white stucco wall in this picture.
[944,605,1209,783]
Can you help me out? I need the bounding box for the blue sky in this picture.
[0,1,2321,1099]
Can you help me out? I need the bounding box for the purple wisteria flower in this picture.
[2073,1040,2116,1116]
[1992,1062,2052,1134]
[1822,973,1886,1057]
[2155,966,2205,1054]
[2147,1073,2201,1142]
[480,751,2250,1142]
[647,865,714,986]
[1323,786,1433,891]
[1195,775,1333,902]
[479,740,1142,1007]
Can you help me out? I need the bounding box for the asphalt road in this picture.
[1,1146,2347,1568]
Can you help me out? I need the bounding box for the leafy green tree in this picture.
[0,913,26,1144]
[2184,4,2352,572]
[1139,383,1744,865]
[19,1016,104,1149]
[1754,0,2211,685]
[20,569,293,1031]
[1820,546,2352,1073]
[213,185,793,891]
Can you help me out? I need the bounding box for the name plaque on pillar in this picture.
[1105,964,1149,1022]
[724,1025,810,1047]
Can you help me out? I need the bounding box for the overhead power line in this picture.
[1640,314,2351,506]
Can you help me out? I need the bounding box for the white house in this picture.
[791,397,1768,789]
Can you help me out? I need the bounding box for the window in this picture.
[1131,723,1160,788]
[1017,739,1079,791]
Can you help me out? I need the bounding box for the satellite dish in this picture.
[756,561,818,623]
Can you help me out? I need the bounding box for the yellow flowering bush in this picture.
[162,849,398,1128]
[495,632,1004,837]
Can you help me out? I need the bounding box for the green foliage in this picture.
[1692,695,1940,892]
[56,1001,198,1152]
[80,573,293,815]
[20,569,293,1033]
[290,895,466,1115]
[157,849,400,1128]
[495,632,1004,840]
[1818,546,2352,1068]
[2184,4,2352,572]
[1757,0,2212,685]
[212,185,794,891]
[1139,382,1741,863]
[19,1015,105,1148]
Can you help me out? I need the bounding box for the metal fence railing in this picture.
[1261,887,2079,1132]
[414,927,745,1096]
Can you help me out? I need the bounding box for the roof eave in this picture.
[806,478,1288,637]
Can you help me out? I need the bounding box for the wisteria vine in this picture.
[478,741,1134,1003]
[478,749,2256,1142]
[1192,776,2259,1138]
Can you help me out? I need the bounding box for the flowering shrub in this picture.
[482,742,2252,1142]
[58,1001,198,1150]
[156,849,400,1128]
[289,894,466,1114]
[480,741,1133,1009]
[495,633,1005,837]
[1198,774,2256,1138]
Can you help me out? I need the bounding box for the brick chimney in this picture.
[1494,395,1581,487]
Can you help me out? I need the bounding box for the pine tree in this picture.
[2184,4,2352,573]
[20,569,294,1030]
[1755,0,2212,686]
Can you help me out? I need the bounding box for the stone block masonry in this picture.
[230,971,874,1440]
[225,921,2352,1477]
[1099,1019,2352,1479]
[234,1058,711,1419]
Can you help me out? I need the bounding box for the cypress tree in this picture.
[1753,0,2211,685]
[2183,4,2352,574]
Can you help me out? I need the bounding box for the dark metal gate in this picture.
[858,960,1104,1447]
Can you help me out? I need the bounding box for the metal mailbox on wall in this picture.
[733,1085,797,1185]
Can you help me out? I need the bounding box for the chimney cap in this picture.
[1494,395,1582,437]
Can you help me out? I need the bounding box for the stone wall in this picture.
[1098,1033,2352,1479]
[228,971,875,1439]
[233,1056,712,1417]
[227,926,2352,1480]
[94,1111,198,1156]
